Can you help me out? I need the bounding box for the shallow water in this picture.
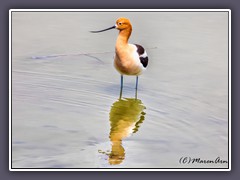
[11,11,229,169]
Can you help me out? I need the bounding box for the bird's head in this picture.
[90,17,132,33]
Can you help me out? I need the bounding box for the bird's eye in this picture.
[118,22,122,25]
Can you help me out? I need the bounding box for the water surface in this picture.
[12,11,229,168]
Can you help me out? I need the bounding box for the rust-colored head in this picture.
[115,17,132,31]
[90,17,132,33]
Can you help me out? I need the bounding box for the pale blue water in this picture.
[11,11,229,169]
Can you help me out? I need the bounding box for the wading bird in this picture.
[91,17,149,98]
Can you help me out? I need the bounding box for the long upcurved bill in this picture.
[90,25,116,33]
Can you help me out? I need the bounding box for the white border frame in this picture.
[9,9,231,171]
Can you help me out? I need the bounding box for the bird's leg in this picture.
[119,75,123,99]
[135,76,138,99]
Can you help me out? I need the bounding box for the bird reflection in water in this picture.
[104,98,146,165]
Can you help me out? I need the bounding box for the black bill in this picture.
[90,25,116,33]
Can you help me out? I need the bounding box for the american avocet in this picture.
[91,17,149,98]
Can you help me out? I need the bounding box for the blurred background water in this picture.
[11,11,229,168]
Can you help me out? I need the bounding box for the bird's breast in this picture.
[114,49,144,75]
